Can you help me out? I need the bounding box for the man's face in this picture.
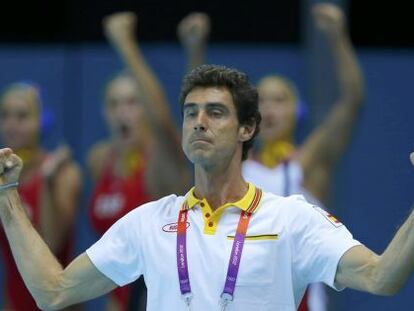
[258,78,297,142]
[182,86,242,168]
[105,77,146,146]
[0,93,40,149]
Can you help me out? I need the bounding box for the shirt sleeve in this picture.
[86,209,144,286]
[288,196,361,291]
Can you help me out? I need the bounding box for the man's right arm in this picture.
[0,148,117,310]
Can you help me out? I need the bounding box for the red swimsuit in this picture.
[0,161,73,310]
[89,153,151,310]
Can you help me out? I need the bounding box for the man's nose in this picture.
[194,111,208,131]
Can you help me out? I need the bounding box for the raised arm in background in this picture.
[103,12,191,197]
[177,12,210,71]
[298,3,365,203]
[40,145,81,254]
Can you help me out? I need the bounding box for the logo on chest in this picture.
[162,222,190,233]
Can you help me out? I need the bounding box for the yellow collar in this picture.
[185,183,262,214]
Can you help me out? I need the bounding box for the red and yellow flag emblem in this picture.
[313,206,343,228]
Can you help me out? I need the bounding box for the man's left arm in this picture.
[335,153,414,295]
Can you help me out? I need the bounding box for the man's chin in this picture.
[187,151,212,165]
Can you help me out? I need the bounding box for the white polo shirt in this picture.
[86,183,360,311]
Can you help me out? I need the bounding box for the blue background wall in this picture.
[0,43,413,310]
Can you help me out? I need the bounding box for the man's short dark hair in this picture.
[179,64,261,160]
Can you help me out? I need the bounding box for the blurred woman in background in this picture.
[244,4,364,207]
[87,12,191,311]
[242,4,365,311]
[0,82,82,310]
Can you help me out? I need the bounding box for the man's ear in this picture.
[238,123,256,142]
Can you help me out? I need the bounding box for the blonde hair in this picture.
[104,70,138,106]
[257,75,298,105]
[0,82,42,117]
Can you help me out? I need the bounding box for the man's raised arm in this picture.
[335,152,414,295]
[0,148,116,310]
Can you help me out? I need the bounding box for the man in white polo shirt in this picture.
[0,65,413,311]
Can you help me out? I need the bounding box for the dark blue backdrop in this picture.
[0,43,413,310]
